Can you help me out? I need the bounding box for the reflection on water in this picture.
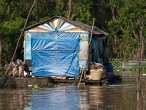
[0,89,31,110]
[0,75,144,110]
[31,86,79,110]
[88,86,105,109]
[78,85,106,110]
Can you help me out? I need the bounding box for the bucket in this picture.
[89,68,103,80]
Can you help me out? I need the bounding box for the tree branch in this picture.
[5,0,36,76]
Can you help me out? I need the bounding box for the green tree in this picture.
[108,0,146,60]
[73,0,93,25]
[0,0,111,75]
[108,2,146,109]
[0,0,11,75]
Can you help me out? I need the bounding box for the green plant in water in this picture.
[48,83,65,87]
[48,83,56,87]
[33,85,41,90]
[141,64,146,74]
[110,58,123,74]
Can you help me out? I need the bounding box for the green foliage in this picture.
[110,58,146,73]
[33,85,41,90]
[1,17,24,35]
[54,0,67,16]
[1,0,145,70]
[0,1,6,15]
[108,0,146,60]
[73,0,93,25]
[110,58,123,73]
[108,20,121,36]
[121,64,146,73]
[1,17,24,64]
[109,0,123,8]
[141,64,146,73]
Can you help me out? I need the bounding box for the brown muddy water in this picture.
[0,73,143,110]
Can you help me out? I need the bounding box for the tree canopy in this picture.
[0,0,146,73]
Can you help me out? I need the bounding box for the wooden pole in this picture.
[88,18,95,46]
[78,69,84,88]
[0,0,36,88]
[5,0,36,76]
[136,15,145,110]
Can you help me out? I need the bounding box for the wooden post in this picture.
[78,69,84,88]
[0,34,2,76]
[1,0,36,88]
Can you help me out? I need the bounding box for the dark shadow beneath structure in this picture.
[85,75,122,85]
[0,75,17,89]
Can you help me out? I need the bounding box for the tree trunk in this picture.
[0,34,2,76]
[67,0,74,19]
[111,7,116,20]
[136,15,145,110]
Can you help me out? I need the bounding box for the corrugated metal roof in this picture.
[24,16,108,36]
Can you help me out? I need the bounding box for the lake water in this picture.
[0,73,144,110]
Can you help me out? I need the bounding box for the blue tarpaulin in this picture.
[31,32,79,76]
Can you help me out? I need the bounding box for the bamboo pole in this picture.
[88,18,95,46]
[5,0,36,76]
[78,69,84,88]
[1,0,36,88]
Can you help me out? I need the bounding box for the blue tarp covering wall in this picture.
[31,32,80,76]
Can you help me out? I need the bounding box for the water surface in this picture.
[0,74,140,110]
